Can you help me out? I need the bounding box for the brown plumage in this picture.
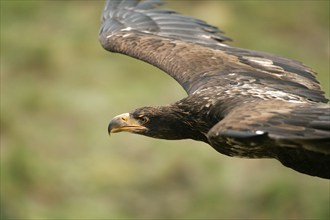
[99,0,330,178]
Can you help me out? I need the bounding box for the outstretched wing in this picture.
[207,100,330,178]
[99,0,327,103]
[99,0,231,94]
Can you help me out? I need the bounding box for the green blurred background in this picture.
[1,0,329,219]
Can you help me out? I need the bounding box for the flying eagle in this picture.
[99,0,330,179]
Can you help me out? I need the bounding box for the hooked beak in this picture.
[108,113,146,135]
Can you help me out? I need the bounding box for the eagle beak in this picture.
[108,113,146,135]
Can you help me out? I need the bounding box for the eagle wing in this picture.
[99,0,327,103]
[207,100,330,178]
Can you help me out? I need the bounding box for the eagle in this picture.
[99,0,330,179]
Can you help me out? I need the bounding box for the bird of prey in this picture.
[99,0,330,179]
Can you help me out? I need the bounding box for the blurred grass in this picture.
[1,0,329,219]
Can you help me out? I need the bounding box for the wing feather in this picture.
[207,100,330,178]
[99,0,327,103]
[207,100,330,155]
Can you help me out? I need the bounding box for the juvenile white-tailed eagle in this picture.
[99,0,330,179]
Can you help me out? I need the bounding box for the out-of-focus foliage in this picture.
[1,1,329,219]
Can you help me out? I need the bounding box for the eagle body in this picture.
[100,0,330,179]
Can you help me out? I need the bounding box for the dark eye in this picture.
[138,115,149,124]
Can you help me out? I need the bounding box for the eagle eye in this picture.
[138,115,149,124]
